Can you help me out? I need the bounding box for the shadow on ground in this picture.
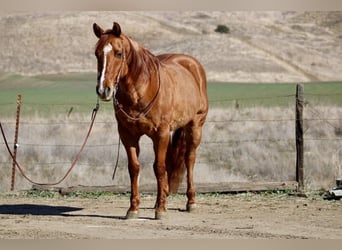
[0,204,83,216]
[0,204,146,220]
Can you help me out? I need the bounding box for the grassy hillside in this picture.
[1,11,342,83]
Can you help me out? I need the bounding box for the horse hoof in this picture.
[126,210,139,219]
[186,203,197,212]
[155,210,168,220]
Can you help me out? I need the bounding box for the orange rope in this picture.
[0,103,99,186]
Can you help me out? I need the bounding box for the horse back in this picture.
[157,53,208,128]
[158,53,208,106]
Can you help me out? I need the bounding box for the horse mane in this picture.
[124,35,159,83]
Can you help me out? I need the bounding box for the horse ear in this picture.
[93,23,104,38]
[112,22,121,37]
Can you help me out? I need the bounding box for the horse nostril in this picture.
[96,85,101,95]
[96,85,112,99]
[96,85,105,96]
[105,87,112,97]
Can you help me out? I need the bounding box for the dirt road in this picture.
[0,192,341,239]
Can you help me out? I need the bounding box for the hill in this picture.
[0,11,341,82]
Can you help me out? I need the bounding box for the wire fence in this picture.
[0,90,342,190]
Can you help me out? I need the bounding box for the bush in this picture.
[215,24,230,34]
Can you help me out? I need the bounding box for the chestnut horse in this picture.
[93,22,208,219]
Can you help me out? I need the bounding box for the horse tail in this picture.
[166,127,187,194]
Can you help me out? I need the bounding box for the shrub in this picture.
[215,24,230,34]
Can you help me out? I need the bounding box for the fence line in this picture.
[1,137,340,150]
[0,116,340,148]
[305,93,342,97]
[1,117,341,128]
[1,92,342,106]
[1,87,342,191]
[2,117,342,128]
[209,94,295,103]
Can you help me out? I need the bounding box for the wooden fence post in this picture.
[11,94,22,191]
[295,84,304,191]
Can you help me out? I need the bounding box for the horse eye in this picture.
[115,52,122,59]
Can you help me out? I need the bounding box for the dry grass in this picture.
[1,105,341,191]
[1,11,342,82]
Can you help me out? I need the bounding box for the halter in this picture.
[113,40,161,121]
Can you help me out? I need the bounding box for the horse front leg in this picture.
[119,130,141,219]
[125,144,141,219]
[153,125,170,220]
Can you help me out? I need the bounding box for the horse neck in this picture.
[119,38,160,106]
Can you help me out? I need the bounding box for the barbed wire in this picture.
[1,94,341,173]
[305,138,342,141]
[305,93,342,97]
[1,137,340,149]
[0,111,340,148]
[1,94,296,106]
[209,94,295,103]
[305,101,341,131]
[0,118,340,128]
[0,139,281,148]
[1,92,342,106]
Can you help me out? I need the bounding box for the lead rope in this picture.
[113,61,161,121]
[112,95,121,181]
[0,100,100,186]
[110,43,125,181]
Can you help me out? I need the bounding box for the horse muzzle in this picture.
[96,85,113,101]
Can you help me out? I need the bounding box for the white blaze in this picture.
[99,44,113,93]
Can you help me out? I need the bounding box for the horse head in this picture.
[93,22,128,101]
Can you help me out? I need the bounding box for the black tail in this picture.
[166,127,187,194]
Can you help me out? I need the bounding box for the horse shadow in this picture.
[0,204,126,220]
[0,204,85,216]
[0,204,160,220]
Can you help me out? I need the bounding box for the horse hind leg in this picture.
[166,128,187,194]
[184,123,203,212]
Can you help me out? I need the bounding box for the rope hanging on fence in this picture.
[0,101,100,186]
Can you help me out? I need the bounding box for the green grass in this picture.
[0,73,96,104]
[208,82,296,107]
[0,73,104,117]
[1,73,341,117]
[208,81,342,108]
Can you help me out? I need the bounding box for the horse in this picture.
[93,22,208,220]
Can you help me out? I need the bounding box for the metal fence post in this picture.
[295,84,304,191]
[11,94,22,191]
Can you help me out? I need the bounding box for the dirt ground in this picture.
[0,192,341,239]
